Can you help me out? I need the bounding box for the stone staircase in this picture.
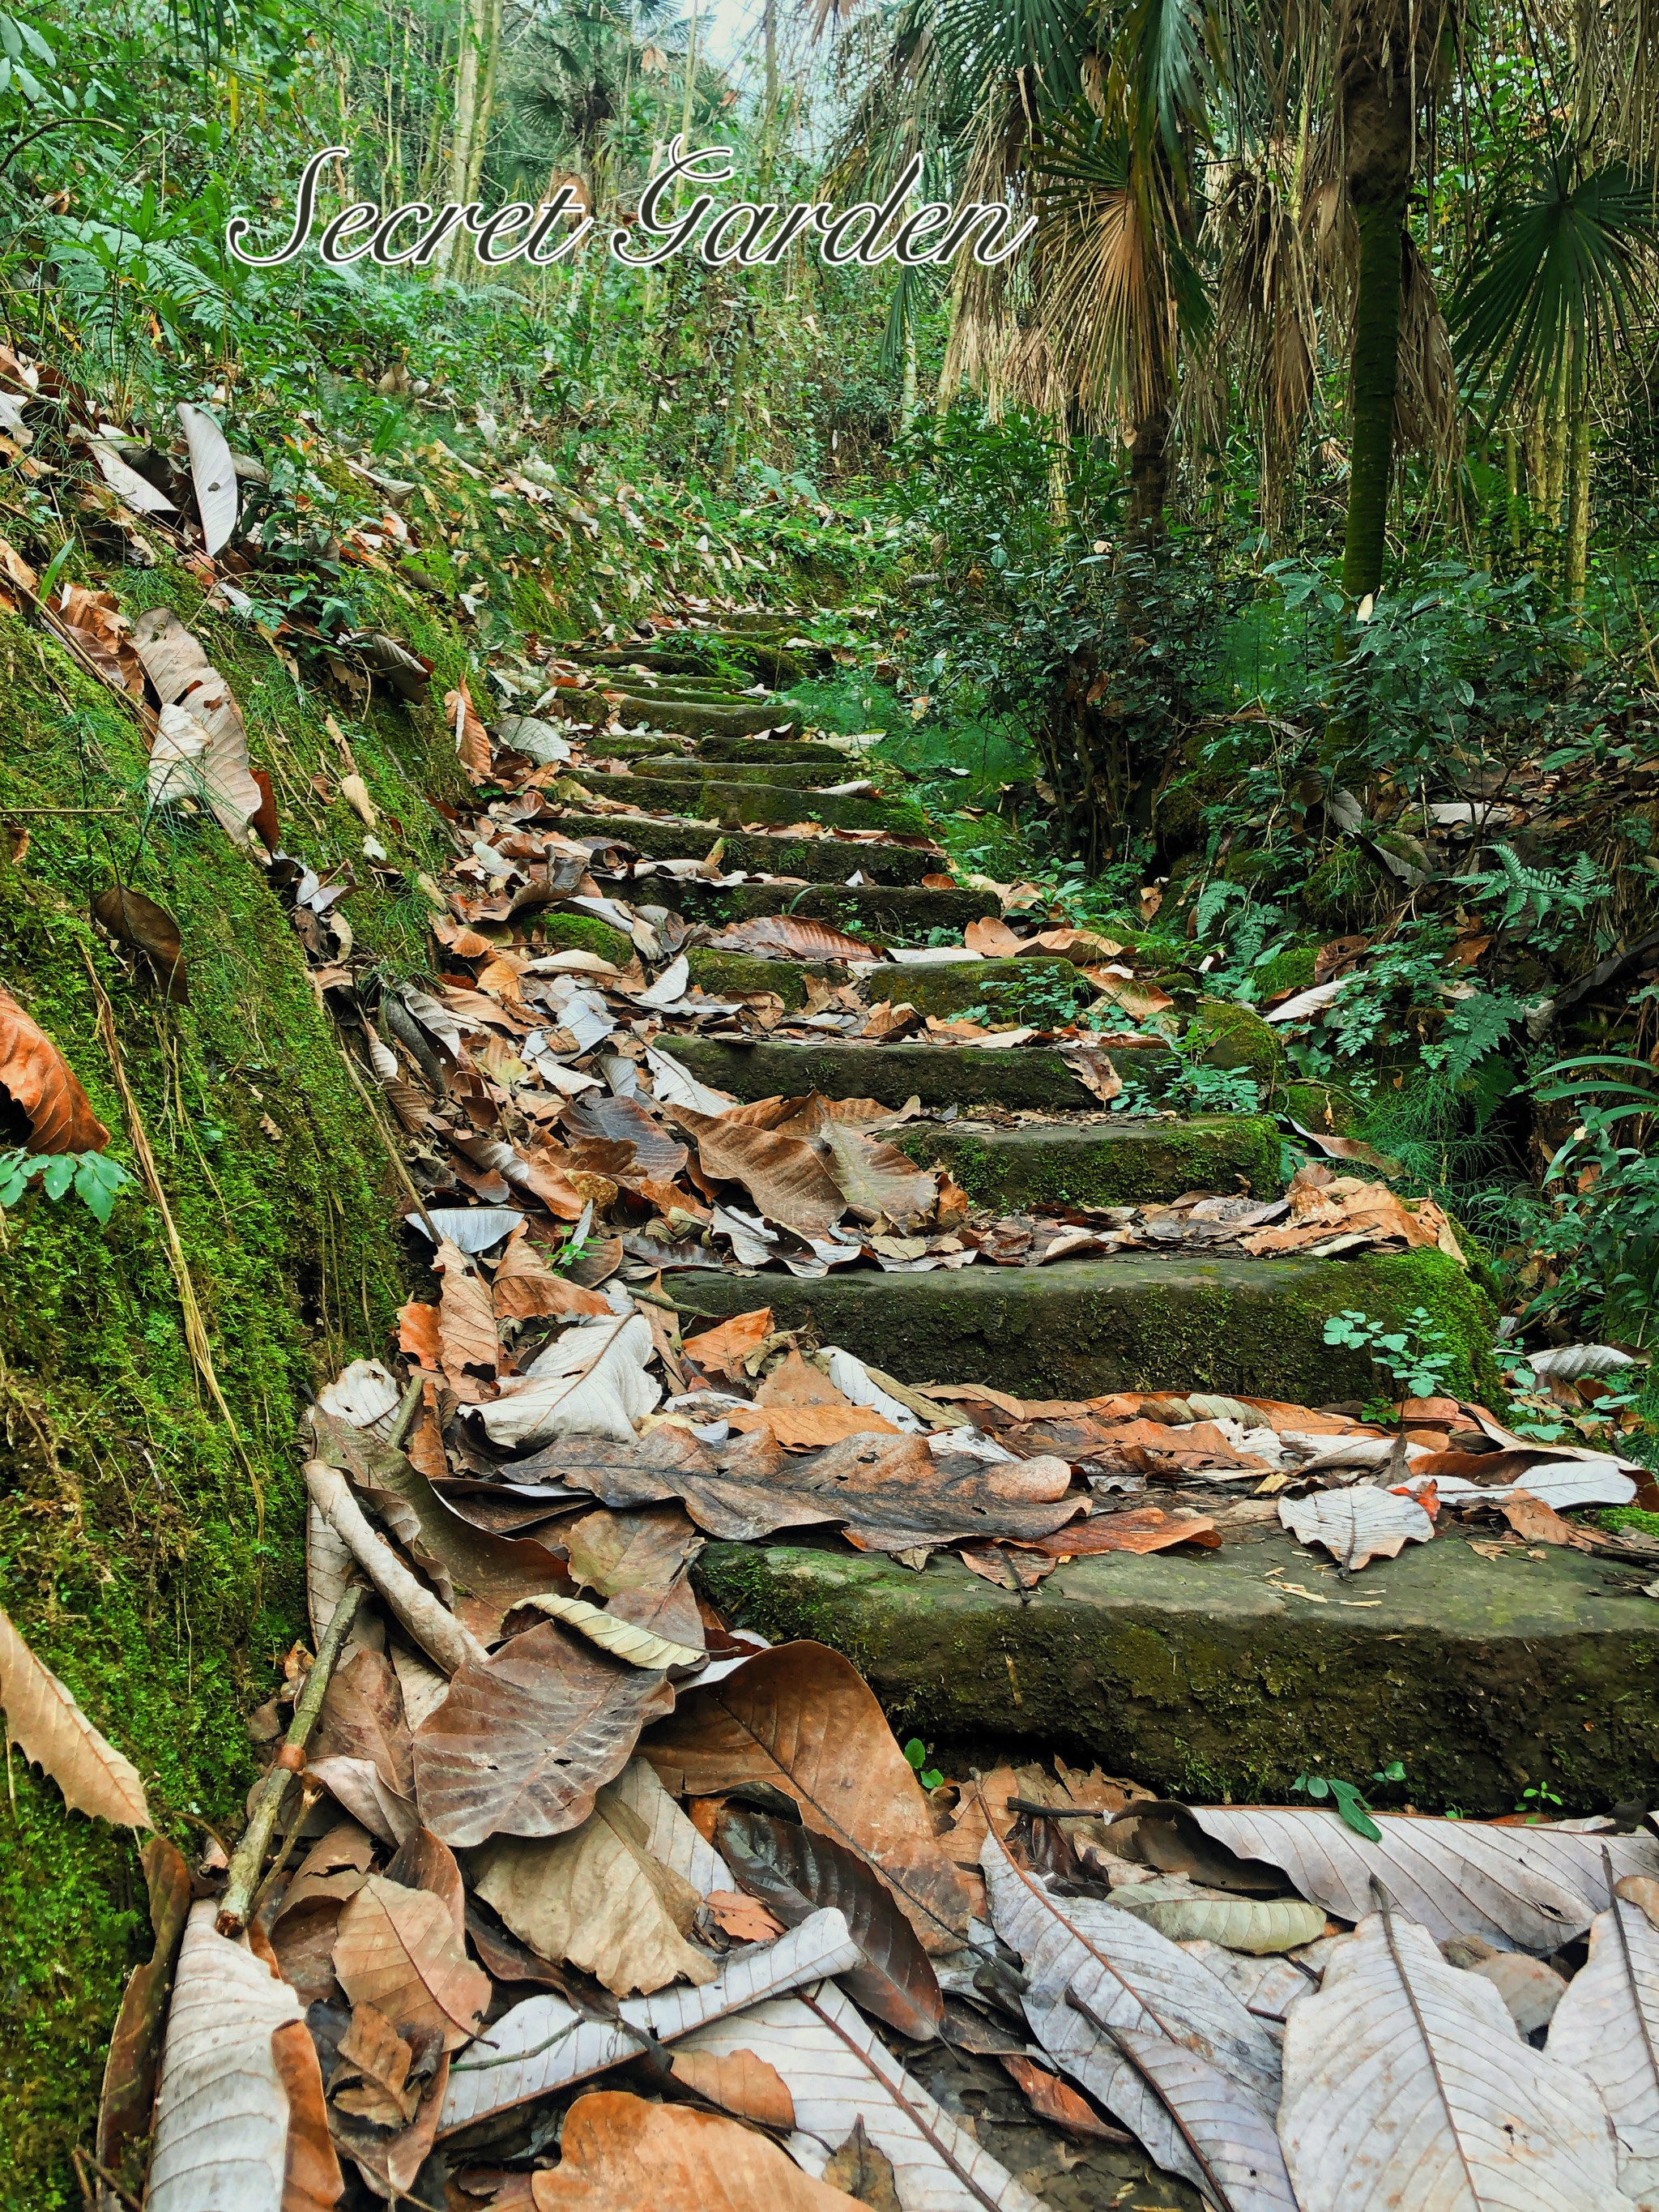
[545,616,1659,1815]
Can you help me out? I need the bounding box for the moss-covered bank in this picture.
[0,560,464,2206]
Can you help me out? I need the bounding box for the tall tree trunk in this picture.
[1566,399,1591,603]
[1335,0,1438,602]
[1341,192,1405,602]
[446,0,501,271]
[1128,395,1171,532]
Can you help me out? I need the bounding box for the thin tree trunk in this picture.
[446,0,501,271]
[1567,399,1591,603]
[465,0,504,202]
[1340,192,1405,602]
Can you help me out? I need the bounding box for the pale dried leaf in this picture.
[331,1875,490,2049]
[513,1591,706,1671]
[1278,1907,1627,2210]
[1278,1486,1434,1571]
[476,1313,659,1448]
[1172,1807,1659,1951]
[1104,2026,1299,2210]
[177,403,240,553]
[437,1907,862,2132]
[0,1603,151,1827]
[676,1982,1043,2211]
[1109,1885,1327,1955]
[147,1902,301,2212]
[1546,1889,1659,2203]
[474,1787,717,1996]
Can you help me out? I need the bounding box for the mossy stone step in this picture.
[546,813,939,885]
[631,756,897,793]
[896,1113,1283,1208]
[696,1530,1659,1816]
[569,771,918,836]
[612,695,803,741]
[664,1248,1498,1403]
[662,882,998,937]
[657,1035,1177,1108]
[683,950,1085,1017]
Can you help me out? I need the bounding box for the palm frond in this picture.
[1451,154,1659,422]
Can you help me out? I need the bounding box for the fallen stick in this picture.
[304,1459,488,1676]
[217,1585,365,1937]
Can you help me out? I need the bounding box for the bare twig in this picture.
[216,1585,365,1936]
[305,1460,487,1675]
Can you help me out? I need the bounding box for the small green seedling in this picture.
[903,1738,944,1790]
[1293,1770,1382,1841]
[1514,1782,1564,1820]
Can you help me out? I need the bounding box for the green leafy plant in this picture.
[903,1737,944,1790]
[1452,845,1610,951]
[1291,1770,1383,1841]
[1323,1306,1457,1399]
[0,1147,131,1227]
[1514,1782,1564,1819]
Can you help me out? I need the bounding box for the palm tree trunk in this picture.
[1340,193,1405,603]
[1128,397,1171,532]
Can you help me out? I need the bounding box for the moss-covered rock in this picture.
[1305,840,1389,932]
[538,911,635,968]
[1187,999,1287,1087]
[573,770,920,834]
[660,1035,1179,1109]
[1285,1078,1364,1136]
[696,1528,1659,1813]
[545,810,938,885]
[666,1247,1499,1403]
[898,1115,1284,1207]
[1250,945,1319,1001]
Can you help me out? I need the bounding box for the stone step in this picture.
[695,1530,1658,1815]
[661,881,997,937]
[665,1249,1494,1403]
[548,813,940,885]
[629,755,899,793]
[611,694,804,741]
[655,1034,1176,1108]
[894,1113,1282,1209]
[567,771,919,835]
[683,950,1085,1016]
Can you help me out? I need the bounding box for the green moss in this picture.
[1251,945,1318,1001]
[538,912,634,968]
[1186,999,1287,1087]
[1601,1507,1659,1538]
[897,1117,1284,1208]
[0,574,454,2203]
[1305,840,1388,932]
[1286,1078,1363,1136]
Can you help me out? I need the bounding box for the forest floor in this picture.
[4,383,1659,2210]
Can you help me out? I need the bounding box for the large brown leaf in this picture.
[529,2090,857,2211]
[130,605,262,837]
[645,1642,975,1953]
[269,1823,374,2005]
[307,1647,416,1847]
[493,1224,610,1320]
[332,1876,490,2050]
[0,1603,149,1825]
[92,886,188,1002]
[548,1426,1081,1552]
[561,1505,702,1600]
[716,1803,944,2039]
[96,1835,192,2206]
[708,913,874,962]
[821,1122,938,1228]
[681,1308,774,1380]
[434,1238,500,1389]
[412,1617,675,1847]
[0,986,110,1155]
[668,1104,846,1238]
[667,2047,796,2129]
[475,1781,717,1996]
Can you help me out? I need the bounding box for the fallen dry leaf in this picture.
[0,984,111,1155]
[433,1238,501,1387]
[475,1783,716,1996]
[446,680,493,782]
[682,1307,774,1378]
[702,1890,787,1941]
[0,1603,151,1826]
[96,1836,193,2206]
[529,2090,855,2210]
[1000,2055,1122,2140]
[709,914,872,962]
[646,1641,975,1953]
[131,606,262,839]
[1278,1485,1434,1571]
[667,2046,796,2129]
[332,1874,490,2050]
[413,1616,675,1847]
[669,1104,846,1239]
[964,916,1024,956]
[493,1223,611,1319]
